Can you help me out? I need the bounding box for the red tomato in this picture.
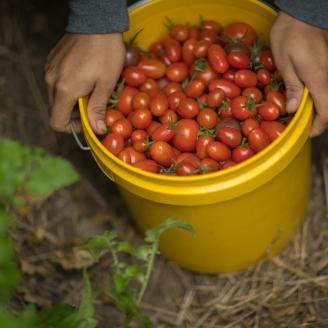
[221,160,237,169]
[118,149,131,164]
[199,29,217,43]
[260,50,276,71]
[125,147,146,164]
[131,130,148,143]
[242,87,263,103]
[222,68,236,82]
[232,146,255,163]
[241,118,259,136]
[257,68,271,85]
[150,141,176,167]
[112,118,133,139]
[163,37,182,62]
[208,79,241,98]
[259,102,280,121]
[188,26,200,40]
[176,161,199,176]
[223,22,257,45]
[105,109,123,127]
[133,139,150,153]
[207,141,231,161]
[131,108,152,129]
[218,100,233,118]
[150,92,169,116]
[140,78,159,97]
[197,108,218,128]
[260,121,285,142]
[248,128,270,152]
[173,119,199,152]
[150,40,163,55]
[166,62,188,82]
[231,96,257,120]
[193,64,219,86]
[182,39,197,66]
[199,158,220,174]
[133,159,159,173]
[170,24,189,42]
[193,40,211,58]
[208,44,229,73]
[196,135,214,159]
[122,66,147,87]
[217,127,242,148]
[163,82,182,95]
[147,121,161,135]
[234,69,257,88]
[102,133,124,156]
[185,80,205,98]
[227,51,250,69]
[157,77,169,90]
[151,124,176,142]
[138,58,166,79]
[266,90,287,115]
[202,20,222,33]
[168,91,186,110]
[132,92,150,110]
[207,89,225,108]
[177,97,200,118]
[117,86,138,115]
[176,153,200,167]
[160,110,178,124]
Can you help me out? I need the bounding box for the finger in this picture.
[50,80,78,133]
[310,113,328,137]
[87,81,113,135]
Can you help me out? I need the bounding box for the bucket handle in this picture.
[70,121,91,151]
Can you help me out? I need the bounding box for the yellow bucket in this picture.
[78,0,313,273]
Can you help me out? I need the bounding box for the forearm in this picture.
[275,0,328,28]
[67,0,129,34]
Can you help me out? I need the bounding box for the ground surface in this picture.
[1,1,328,327]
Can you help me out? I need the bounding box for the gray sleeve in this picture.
[66,0,129,34]
[275,0,328,29]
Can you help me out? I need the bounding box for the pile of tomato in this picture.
[101,19,290,176]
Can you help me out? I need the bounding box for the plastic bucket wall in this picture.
[78,0,313,272]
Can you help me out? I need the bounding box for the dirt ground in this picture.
[1,1,328,327]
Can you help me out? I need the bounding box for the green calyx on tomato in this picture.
[109,79,125,106]
[197,127,216,138]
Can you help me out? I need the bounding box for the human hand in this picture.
[270,11,328,137]
[45,33,125,134]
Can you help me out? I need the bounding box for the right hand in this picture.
[45,33,125,134]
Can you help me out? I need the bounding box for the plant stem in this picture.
[137,241,158,304]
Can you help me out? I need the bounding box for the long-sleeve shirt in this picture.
[66,0,328,34]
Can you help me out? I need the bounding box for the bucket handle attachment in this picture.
[70,121,91,151]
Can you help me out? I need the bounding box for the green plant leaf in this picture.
[132,245,152,262]
[83,232,117,261]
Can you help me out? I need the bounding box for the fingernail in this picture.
[96,120,107,134]
[287,97,298,113]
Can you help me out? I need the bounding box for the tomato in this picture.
[260,121,285,142]
[160,110,178,124]
[177,97,200,118]
[138,58,166,79]
[118,148,131,163]
[259,102,280,121]
[197,108,218,128]
[105,109,123,127]
[208,44,229,73]
[163,37,182,62]
[131,108,152,129]
[122,66,147,87]
[133,139,150,153]
[207,89,225,108]
[140,78,159,97]
[173,119,199,152]
[218,100,233,119]
[163,82,182,95]
[260,50,276,71]
[196,135,214,159]
[199,158,220,174]
[170,24,189,42]
[221,160,237,169]
[266,90,287,115]
[234,69,257,88]
[117,86,138,115]
[241,118,259,137]
[248,128,270,152]
[208,79,241,98]
[150,92,169,116]
[150,40,163,55]
[232,146,255,163]
[193,63,219,86]
[176,161,199,176]
[157,77,169,90]
[202,20,222,33]
[257,68,271,85]
[112,118,133,139]
[168,91,186,110]
[188,26,200,40]
[185,80,205,98]
[223,68,236,82]
[199,29,217,43]
[223,22,257,45]
[227,51,250,69]
[193,40,211,58]
[207,141,231,161]
[124,147,146,164]
[182,39,197,66]
[151,124,176,142]
[176,152,200,167]
[159,53,172,66]
[150,141,176,167]
[131,129,148,143]
[217,127,242,148]
[242,87,263,104]
[166,62,188,82]
[125,44,141,67]
[147,121,161,135]
[102,133,124,156]
[216,117,241,131]
[132,92,150,110]
[231,96,257,120]
[133,159,159,173]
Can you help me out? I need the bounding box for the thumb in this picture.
[87,81,112,135]
[282,69,304,114]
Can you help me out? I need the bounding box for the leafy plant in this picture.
[84,218,195,328]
